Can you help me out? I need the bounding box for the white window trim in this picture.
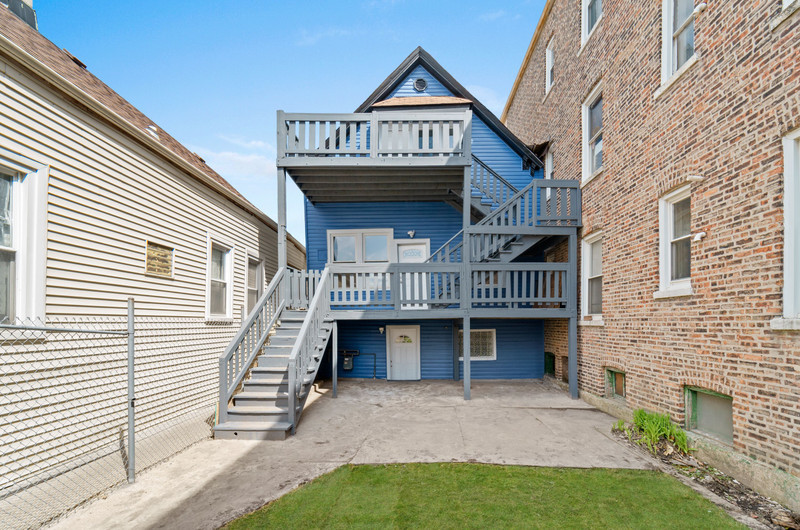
[544,151,554,200]
[581,83,603,185]
[0,155,48,323]
[458,329,497,361]
[327,228,394,264]
[545,37,555,94]
[580,0,603,50]
[206,233,235,321]
[658,0,701,94]
[581,230,604,324]
[655,184,693,299]
[772,128,800,329]
[245,251,265,318]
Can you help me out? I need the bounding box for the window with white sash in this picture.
[657,185,692,297]
[545,37,555,94]
[581,231,603,320]
[581,0,603,45]
[662,0,697,83]
[582,84,603,183]
[0,165,47,323]
[327,229,393,264]
[246,257,264,315]
[206,238,234,319]
[781,128,800,320]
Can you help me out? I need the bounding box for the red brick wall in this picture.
[506,0,800,477]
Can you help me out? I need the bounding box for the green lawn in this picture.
[225,463,743,529]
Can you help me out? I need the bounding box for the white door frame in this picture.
[386,325,421,380]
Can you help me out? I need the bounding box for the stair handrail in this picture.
[218,267,286,424]
[287,266,331,434]
[471,155,518,206]
[427,230,464,263]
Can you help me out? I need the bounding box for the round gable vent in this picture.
[413,78,428,92]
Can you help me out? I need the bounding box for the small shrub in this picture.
[627,409,692,455]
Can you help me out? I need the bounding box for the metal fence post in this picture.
[127,297,135,484]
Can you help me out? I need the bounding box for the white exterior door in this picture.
[387,326,420,380]
[396,240,429,309]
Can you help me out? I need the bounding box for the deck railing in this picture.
[287,266,331,432]
[218,267,285,424]
[277,110,471,161]
[470,263,568,309]
[286,268,324,309]
[471,155,518,207]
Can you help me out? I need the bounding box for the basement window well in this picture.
[685,387,733,444]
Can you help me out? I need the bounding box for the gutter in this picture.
[0,32,305,256]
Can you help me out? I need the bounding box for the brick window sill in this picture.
[581,167,603,188]
[770,317,800,331]
[653,285,693,299]
[654,54,699,101]
[579,318,605,327]
[577,15,604,58]
[771,0,800,31]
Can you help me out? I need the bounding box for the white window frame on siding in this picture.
[659,0,700,90]
[245,252,264,318]
[581,230,604,324]
[206,234,235,321]
[545,150,554,200]
[0,157,48,323]
[458,329,497,361]
[775,128,800,328]
[580,0,603,48]
[545,37,555,94]
[582,83,603,185]
[656,184,693,299]
[327,229,394,264]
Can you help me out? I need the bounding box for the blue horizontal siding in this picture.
[389,65,453,98]
[335,319,544,380]
[305,201,462,270]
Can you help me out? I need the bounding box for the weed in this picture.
[623,409,692,455]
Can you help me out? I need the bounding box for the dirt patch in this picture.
[612,429,799,529]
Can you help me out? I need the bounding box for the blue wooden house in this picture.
[215,48,581,440]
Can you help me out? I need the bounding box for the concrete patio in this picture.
[53,379,652,530]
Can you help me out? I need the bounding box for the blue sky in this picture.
[34,1,545,244]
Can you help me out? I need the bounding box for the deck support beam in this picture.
[461,152,472,400]
[277,169,287,270]
[463,316,471,400]
[332,320,338,398]
[568,232,579,399]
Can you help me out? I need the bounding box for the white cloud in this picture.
[480,10,506,21]
[296,28,352,47]
[218,135,275,154]
[466,85,506,117]
[192,147,275,182]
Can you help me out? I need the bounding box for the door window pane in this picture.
[0,174,12,248]
[333,236,356,262]
[364,234,388,262]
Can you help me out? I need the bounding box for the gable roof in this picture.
[356,47,542,172]
[0,6,304,252]
[501,0,556,123]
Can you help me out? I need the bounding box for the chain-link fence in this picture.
[0,302,236,529]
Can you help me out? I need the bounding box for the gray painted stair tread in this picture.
[214,421,291,432]
[228,405,287,414]
[236,390,288,399]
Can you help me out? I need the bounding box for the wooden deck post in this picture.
[462,158,472,400]
[568,233,578,399]
[463,316,471,400]
[277,168,287,270]
[332,320,338,398]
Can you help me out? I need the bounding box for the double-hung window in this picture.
[0,165,47,323]
[582,84,603,183]
[780,128,800,322]
[657,185,692,297]
[662,0,697,83]
[0,173,15,322]
[581,0,603,45]
[545,38,554,94]
[207,239,233,319]
[246,257,264,315]
[582,231,603,320]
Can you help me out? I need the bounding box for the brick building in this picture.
[503,0,800,510]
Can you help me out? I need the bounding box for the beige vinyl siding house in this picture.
[0,7,304,525]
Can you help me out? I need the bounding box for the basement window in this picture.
[606,369,625,399]
[686,387,733,444]
[458,329,496,361]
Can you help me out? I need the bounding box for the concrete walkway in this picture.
[53,379,651,530]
